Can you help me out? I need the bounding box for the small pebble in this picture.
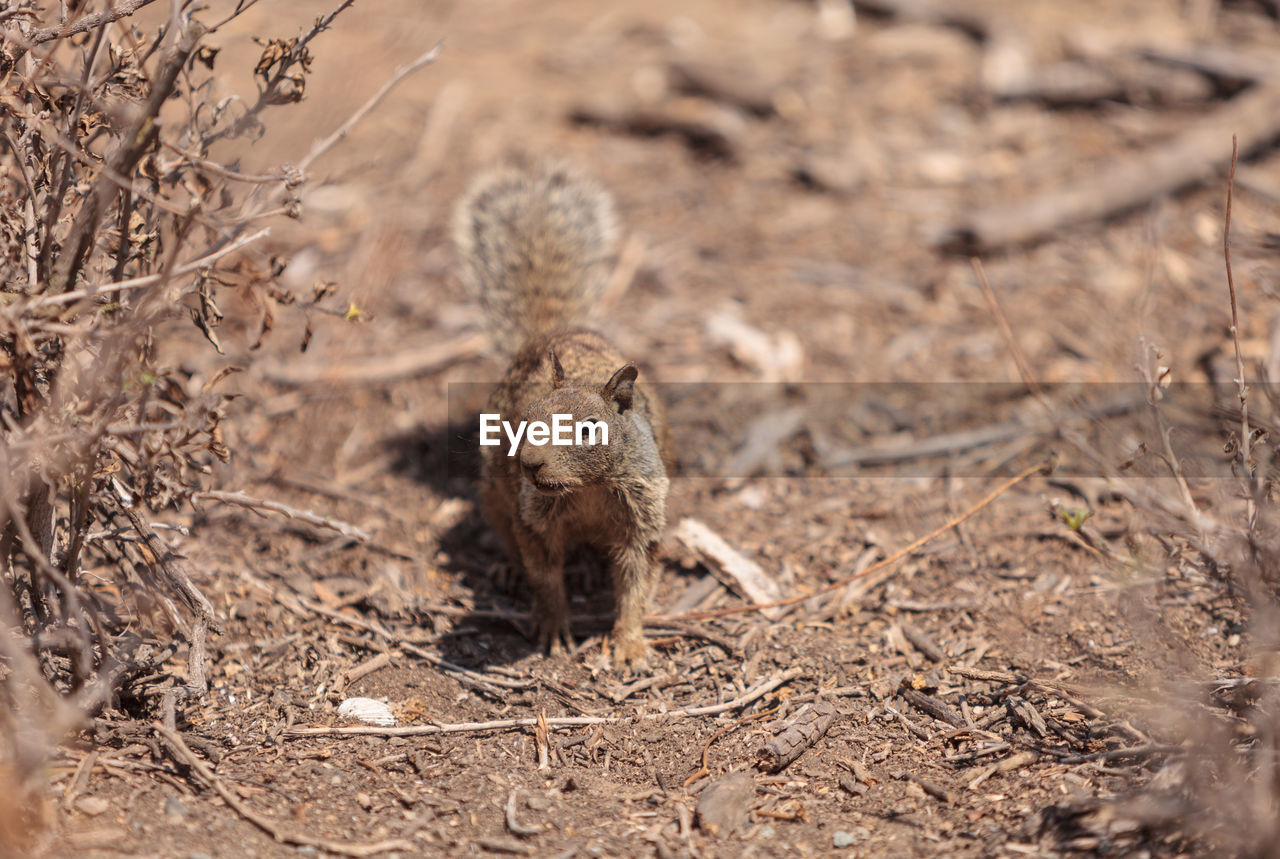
[76,796,111,817]
[833,831,857,848]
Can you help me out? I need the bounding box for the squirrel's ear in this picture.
[548,348,566,388]
[601,363,638,413]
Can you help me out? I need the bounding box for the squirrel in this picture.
[454,162,671,672]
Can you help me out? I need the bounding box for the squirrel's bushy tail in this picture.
[454,161,617,353]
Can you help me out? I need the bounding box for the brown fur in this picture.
[456,166,670,671]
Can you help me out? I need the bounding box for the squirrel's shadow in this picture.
[383,412,620,671]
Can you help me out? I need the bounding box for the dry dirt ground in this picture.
[30,0,1280,855]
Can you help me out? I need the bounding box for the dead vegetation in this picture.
[0,0,437,848]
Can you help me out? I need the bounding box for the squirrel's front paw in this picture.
[612,634,650,674]
[531,604,574,656]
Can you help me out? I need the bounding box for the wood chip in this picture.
[758,700,839,773]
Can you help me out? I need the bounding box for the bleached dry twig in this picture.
[298,39,444,174]
[285,668,806,738]
[195,490,371,542]
[35,228,271,308]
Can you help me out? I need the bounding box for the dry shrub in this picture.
[0,0,390,833]
[1052,164,1280,854]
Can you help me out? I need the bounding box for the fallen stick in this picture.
[284,667,805,738]
[757,699,838,773]
[195,489,370,542]
[155,724,416,856]
[935,80,1280,252]
[899,686,965,728]
[674,518,787,619]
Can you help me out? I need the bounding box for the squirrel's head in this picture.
[517,350,637,496]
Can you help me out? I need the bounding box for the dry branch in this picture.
[285,668,806,738]
[935,81,1280,252]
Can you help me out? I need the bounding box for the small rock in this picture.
[356,792,373,810]
[833,831,858,848]
[696,772,755,837]
[76,796,111,817]
[164,796,190,817]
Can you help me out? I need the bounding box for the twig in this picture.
[673,518,787,619]
[504,790,542,837]
[285,668,806,738]
[1053,743,1181,765]
[115,502,220,635]
[13,0,160,50]
[155,724,415,856]
[971,258,1048,408]
[194,489,370,542]
[684,704,780,788]
[1223,134,1256,523]
[34,228,271,308]
[822,392,1141,468]
[298,40,444,174]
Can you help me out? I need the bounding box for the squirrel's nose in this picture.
[523,460,544,480]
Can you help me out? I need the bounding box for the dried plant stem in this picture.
[1223,134,1257,524]
[298,39,444,173]
[2,0,159,59]
[971,258,1049,410]
[286,668,806,738]
[684,704,780,787]
[195,490,371,542]
[37,228,271,308]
